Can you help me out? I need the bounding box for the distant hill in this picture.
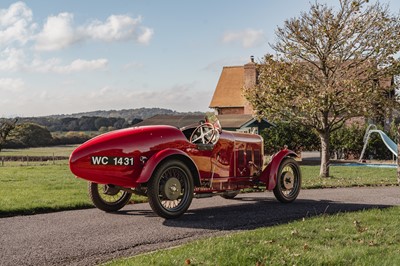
[16,108,205,132]
[47,107,204,121]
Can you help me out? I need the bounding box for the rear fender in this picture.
[260,149,298,190]
[136,148,200,186]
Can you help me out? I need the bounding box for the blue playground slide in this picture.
[359,124,398,162]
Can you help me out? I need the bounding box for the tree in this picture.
[244,0,400,177]
[94,117,111,130]
[8,123,53,147]
[0,118,17,151]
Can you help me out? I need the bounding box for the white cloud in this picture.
[59,58,108,73]
[0,1,36,45]
[83,15,153,43]
[35,13,77,51]
[0,46,108,73]
[31,58,108,74]
[0,47,25,71]
[1,83,211,116]
[35,13,153,51]
[137,27,154,45]
[0,2,154,51]
[81,83,209,111]
[0,77,24,92]
[222,28,265,48]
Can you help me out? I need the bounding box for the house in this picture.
[134,114,271,134]
[209,56,257,115]
[209,56,396,130]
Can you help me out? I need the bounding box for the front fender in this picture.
[136,148,200,185]
[260,149,298,190]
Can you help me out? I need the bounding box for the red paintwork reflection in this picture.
[69,124,294,192]
[69,126,191,187]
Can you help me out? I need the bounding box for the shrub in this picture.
[262,121,397,160]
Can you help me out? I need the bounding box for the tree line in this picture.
[18,116,142,132]
[0,116,142,150]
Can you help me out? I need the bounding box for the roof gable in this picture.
[209,66,246,108]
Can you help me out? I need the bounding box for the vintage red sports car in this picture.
[69,115,301,219]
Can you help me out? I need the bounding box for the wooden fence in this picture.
[1,155,69,166]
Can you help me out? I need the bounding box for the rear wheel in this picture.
[147,160,194,219]
[273,158,301,203]
[88,182,132,212]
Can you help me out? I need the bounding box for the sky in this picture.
[1,0,399,117]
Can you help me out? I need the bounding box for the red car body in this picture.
[69,121,301,218]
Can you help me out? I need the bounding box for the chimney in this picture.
[243,56,256,114]
[244,55,256,89]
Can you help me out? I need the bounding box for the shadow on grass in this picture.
[94,193,397,232]
[160,196,393,231]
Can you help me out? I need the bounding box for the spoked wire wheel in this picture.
[88,182,132,212]
[147,160,194,219]
[273,158,301,203]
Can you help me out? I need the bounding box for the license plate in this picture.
[91,156,134,166]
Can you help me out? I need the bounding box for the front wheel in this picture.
[88,182,132,212]
[273,158,301,203]
[147,160,194,219]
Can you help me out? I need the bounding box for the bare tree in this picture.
[245,0,400,177]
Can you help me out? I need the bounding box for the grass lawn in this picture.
[106,207,400,266]
[301,165,397,188]
[0,162,146,216]
[0,163,397,216]
[0,163,91,215]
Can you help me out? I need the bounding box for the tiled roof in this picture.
[218,114,254,128]
[209,66,246,108]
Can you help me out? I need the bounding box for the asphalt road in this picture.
[1,186,399,266]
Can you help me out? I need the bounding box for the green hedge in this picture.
[262,122,397,160]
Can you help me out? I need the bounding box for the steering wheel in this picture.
[189,122,218,144]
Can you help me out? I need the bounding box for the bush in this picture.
[262,121,397,160]
[51,131,93,145]
[6,123,53,148]
[330,123,397,160]
[261,122,320,154]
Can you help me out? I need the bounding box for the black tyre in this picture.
[88,182,132,212]
[220,190,240,199]
[147,160,194,219]
[273,158,301,203]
